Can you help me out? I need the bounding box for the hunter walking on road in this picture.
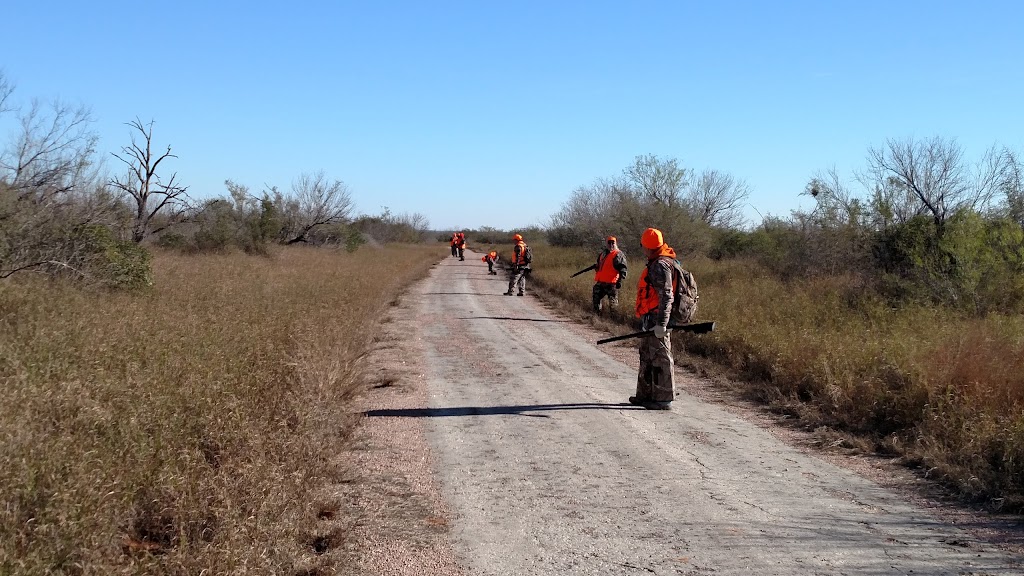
[631,228,682,410]
[592,236,628,314]
[504,233,531,296]
[456,232,467,261]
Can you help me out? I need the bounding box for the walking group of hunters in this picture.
[447,228,705,411]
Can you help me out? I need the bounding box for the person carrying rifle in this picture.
[504,233,531,296]
[482,250,499,275]
[631,227,678,410]
[592,236,628,314]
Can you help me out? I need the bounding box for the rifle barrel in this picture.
[596,321,715,345]
[569,264,597,278]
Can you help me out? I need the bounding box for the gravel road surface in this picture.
[366,251,1023,576]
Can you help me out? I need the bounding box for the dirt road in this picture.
[366,252,1023,575]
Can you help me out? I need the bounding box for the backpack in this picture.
[521,244,533,265]
[667,259,698,325]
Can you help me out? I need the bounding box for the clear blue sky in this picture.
[3,1,1022,231]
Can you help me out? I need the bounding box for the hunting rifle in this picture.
[569,263,597,278]
[596,321,715,345]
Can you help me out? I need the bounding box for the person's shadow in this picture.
[365,402,643,419]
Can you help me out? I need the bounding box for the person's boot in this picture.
[628,396,646,406]
[643,401,672,410]
[504,291,514,296]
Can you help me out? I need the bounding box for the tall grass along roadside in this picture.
[528,243,1024,509]
[1,245,441,574]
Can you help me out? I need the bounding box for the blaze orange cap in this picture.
[640,228,664,249]
[606,236,617,242]
[513,233,523,241]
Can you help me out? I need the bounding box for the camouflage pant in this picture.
[592,282,619,312]
[486,260,494,273]
[507,267,528,294]
[451,245,458,256]
[457,247,464,260]
[636,332,674,403]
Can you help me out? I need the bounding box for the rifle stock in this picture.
[570,263,597,278]
[596,321,715,345]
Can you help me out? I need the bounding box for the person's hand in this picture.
[653,325,668,339]
[615,279,622,289]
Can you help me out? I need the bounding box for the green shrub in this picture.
[344,228,366,253]
[155,232,188,250]
[80,225,153,289]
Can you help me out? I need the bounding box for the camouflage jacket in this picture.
[640,256,674,330]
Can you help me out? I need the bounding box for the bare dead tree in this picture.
[623,154,686,208]
[686,168,751,228]
[865,137,1011,229]
[109,118,189,243]
[284,170,353,244]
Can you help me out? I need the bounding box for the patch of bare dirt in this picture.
[320,276,465,575]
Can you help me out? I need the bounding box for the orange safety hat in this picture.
[513,233,523,241]
[606,235,617,242]
[640,228,664,249]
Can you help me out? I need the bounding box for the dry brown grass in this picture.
[0,244,441,574]
[529,244,1024,508]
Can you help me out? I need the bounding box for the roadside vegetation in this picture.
[530,147,1024,509]
[5,62,1024,573]
[0,245,442,573]
[0,73,440,573]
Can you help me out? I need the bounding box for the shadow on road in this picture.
[366,402,643,419]
[422,292,512,296]
[457,316,570,323]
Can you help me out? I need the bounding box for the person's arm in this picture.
[650,259,674,330]
[614,252,628,281]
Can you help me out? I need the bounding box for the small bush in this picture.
[344,228,366,253]
[80,225,153,289]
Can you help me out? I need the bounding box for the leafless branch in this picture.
[687,168,750,228]
[284,170,353,244]
[0,71,13,116]
[109,118,189,242]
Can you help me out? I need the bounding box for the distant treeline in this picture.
[0,73,431,289]
[545,145,1024,315]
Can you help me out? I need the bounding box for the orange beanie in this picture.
[640,228,664,249]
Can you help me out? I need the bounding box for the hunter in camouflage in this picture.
[632,228,678,410]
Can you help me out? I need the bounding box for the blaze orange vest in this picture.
[635,259,678,318]
[511,241,528,265]
[594,249,621,284]
[482,251,497,262]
